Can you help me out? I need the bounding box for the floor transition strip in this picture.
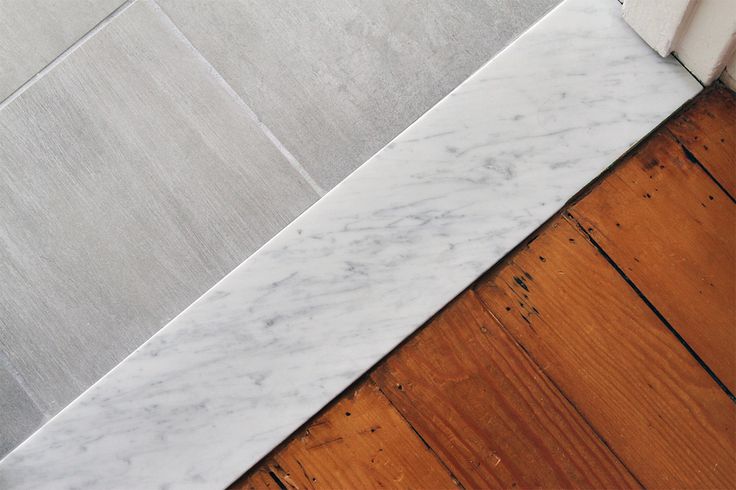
[0,0,701,488]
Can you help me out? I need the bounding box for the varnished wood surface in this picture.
[232,86,735,489]
[474,217,734,489]
[373,292,638,489]
[233,381,458,489]
[668,85,736,197]
[570,129,735,391]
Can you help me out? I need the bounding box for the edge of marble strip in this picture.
[0,0,701,488]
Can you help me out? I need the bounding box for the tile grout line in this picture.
[0,0,137,111]
[0,0,325,197]
[148,0,326,197]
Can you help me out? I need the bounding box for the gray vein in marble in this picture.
[0,0,700,488]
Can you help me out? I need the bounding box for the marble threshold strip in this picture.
[0,0,700,488]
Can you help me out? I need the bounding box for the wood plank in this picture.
[231,381,458,490]
[570,128,735,391]
[668,84,736,196]
[371,292,639,489]
[474,217,736,489]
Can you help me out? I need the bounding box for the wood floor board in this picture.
[569,127,736,392]
[668,85,736,198]
[230,381,458,490]
[371,291,639,489]
[473,216,735,489]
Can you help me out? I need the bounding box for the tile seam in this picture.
[0,0,137,111]
[148,0,326,197]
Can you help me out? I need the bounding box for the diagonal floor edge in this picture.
[0,0,701,488]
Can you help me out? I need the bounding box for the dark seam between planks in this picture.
[564,212,736,403]
[468,290,647,490]
[668,129,736,204]
[268,470,288,490]
[372,383,467,490]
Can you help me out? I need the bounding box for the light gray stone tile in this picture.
[0,0,124,101]
[0,363,43,458]
[156,0,561,190]
[0,0,318,418]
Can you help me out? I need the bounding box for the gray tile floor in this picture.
[0,0,559,457]
[0,0,123,101]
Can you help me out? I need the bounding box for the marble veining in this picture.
[0,0,700,488]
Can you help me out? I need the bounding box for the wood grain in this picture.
[231,381,458,490]
[668,85,736,197]
[235,468,280,490]
[570,129,736,391]
[474,217,736,489]
[372,291,638,489]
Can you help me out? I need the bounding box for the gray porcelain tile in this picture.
[0,0,124,101]
[0,363,43,458]
[156,0,561,190]
[0,0,318,424]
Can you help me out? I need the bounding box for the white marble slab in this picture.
[0,0,700,488]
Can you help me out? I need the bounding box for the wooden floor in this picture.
[230,85,735,489]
